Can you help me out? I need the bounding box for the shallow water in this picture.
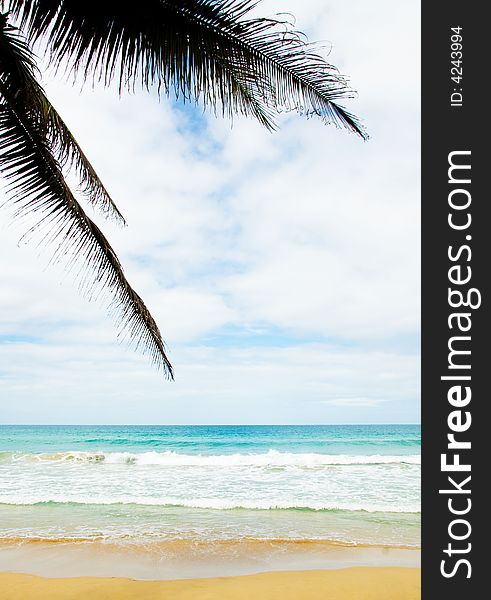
[0,425,420,548]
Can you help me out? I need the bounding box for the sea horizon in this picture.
[0,422,422,426]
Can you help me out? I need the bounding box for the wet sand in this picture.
[0,537,420,579]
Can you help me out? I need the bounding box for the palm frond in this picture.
[7,0,366,137]
[0,14,126,223]
[0,95,173,377]
[0,17,173,377]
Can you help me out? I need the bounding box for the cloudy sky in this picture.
[0,0,420,424]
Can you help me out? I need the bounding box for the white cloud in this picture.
[0,341,418,424]
[320,398,390,408]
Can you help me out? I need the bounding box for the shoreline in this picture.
[0,567,421,599]
[0,538,420,580]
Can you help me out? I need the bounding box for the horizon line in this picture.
[0,422,422,427]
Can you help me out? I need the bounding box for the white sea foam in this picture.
[0,449,421,518]
[0,495,420,513]
[1,449,421,467]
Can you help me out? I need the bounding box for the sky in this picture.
[0,0,420,425]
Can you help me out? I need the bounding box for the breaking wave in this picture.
[0,449,421,467]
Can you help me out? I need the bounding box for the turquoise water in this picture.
[0,424,420,454]
[0,425,420,547]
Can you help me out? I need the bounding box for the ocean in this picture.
[0,424,420,552]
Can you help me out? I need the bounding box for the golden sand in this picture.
[1,568,420,599]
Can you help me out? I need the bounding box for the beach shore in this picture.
[1,567,421,599]
[0,538,420,580]
[0,424,421,597]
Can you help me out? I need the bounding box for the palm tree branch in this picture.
[0,80,174,378]
[6,0,366,136]
[0,14,127,223]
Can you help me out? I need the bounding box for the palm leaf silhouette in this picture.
[9,0,366,136]
[1,14,173,377]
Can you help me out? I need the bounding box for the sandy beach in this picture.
[1,567,421,599]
